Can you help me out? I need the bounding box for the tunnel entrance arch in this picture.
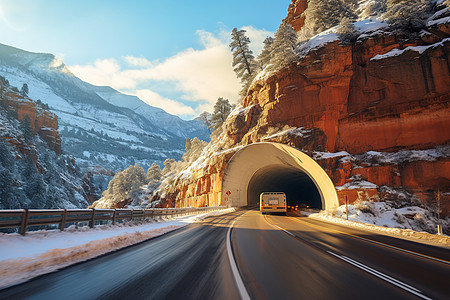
[222,142,338,210]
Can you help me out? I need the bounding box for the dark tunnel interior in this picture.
[247,165,322,209]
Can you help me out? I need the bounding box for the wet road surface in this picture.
[1,208,449,299]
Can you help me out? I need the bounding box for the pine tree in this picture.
[182,137,207,165]
[268,24,299,72]
[257,37,274,71]
[0,168,15,208]
[123,164,146,193]
[22,156,37,182]
[0,139,14,169]
[111,171,126,201]
[301,0,356,40]
[20,116,33,143]
[0,75,9,86]
[28,173,47,208]
[147,163,162,182]
[162,158,176,175]
[230,28,257,83]
[198,111,213,133]
[337,17,359,45]
[210,97,232,130]
[343,0,359,10]
[22,158,47,208]
[360,0,386,18]
[383,0,433,32]
[20,83,29,97]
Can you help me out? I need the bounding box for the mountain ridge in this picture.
[0,42,209,198]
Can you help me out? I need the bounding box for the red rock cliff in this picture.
[159,2,450,217]
[282,0,308,32]
[0,84,61,154]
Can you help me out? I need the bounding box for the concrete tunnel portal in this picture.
[221,143,339,211]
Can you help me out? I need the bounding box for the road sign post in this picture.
[345,195,349,221]
[225,190,231,208]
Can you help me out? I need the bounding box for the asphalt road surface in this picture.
[232,210,450,300]
[1,208,449,299]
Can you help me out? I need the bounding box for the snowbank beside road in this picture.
[304,205,449,248]
[0,208,235,290]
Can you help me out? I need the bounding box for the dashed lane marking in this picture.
[327,251,432,300]
[263,214,432,300]
[288,217,450,265]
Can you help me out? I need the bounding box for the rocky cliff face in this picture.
[0,86,61,155]
[240,40,449,153]
[155,1,450,217]
[0,80,91,209]
[282,0,307,32]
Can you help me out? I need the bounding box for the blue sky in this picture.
[0,0,292,119]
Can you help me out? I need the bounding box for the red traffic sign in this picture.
[225,190,231,196]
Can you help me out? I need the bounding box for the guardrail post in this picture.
[60,209,67,231]
[19,209,30,236]
[112,209,117,225]
[130,209,134,221]
[89,208,95,228]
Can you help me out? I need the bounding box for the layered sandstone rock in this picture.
[159,2,449,217]
[282,0,307,32]
[0,88,61,154]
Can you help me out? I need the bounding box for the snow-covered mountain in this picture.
[0,43,209,179]
[91,84,209,141]
[0,81,90,209]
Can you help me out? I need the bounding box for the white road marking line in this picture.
[265,215,433,299]
[341,255,422,293]
[227,218,251,300]
[272,224,296,237]
[327,251,432,300]
[294,217,449,265]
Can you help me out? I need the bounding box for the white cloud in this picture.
[123,41,240,102]
[68,26,274,117]
[70,58,137,89]
[135,89,196,117]
[123,56,152,68]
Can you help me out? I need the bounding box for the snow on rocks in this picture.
[0,208,235,289]
[354,18,388,34]
[262,126,311,141]
[314,145,449,167]
[356,146,450,165]
[306,202,449,247]
[335,180,378,190]
[298,32,339,57]
[371,38,450,61]
[313,151,351,160]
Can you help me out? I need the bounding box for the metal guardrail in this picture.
[0,207,226,235]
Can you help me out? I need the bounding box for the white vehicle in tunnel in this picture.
[260,192,287,215]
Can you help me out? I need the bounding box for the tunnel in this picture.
[247,165,322,209]
[221,142,338,210]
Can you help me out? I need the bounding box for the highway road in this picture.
[1,208,449,299]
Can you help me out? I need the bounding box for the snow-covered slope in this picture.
[91,85,210,141]
[0,85,89,209]
[0,43,208,180]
